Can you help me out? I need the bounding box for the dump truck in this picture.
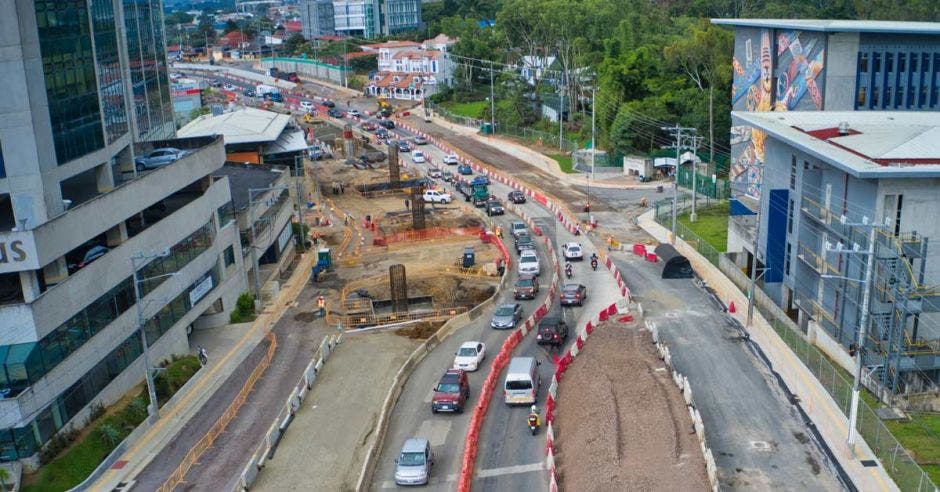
[456,181,489,207]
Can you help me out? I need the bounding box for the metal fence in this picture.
[495,125,579,153]
[676,168,731,200]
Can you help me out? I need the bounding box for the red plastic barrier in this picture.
[575,336,584,350]
[599,309,609,322]
[633,243,647,256]
[585,321,594,335]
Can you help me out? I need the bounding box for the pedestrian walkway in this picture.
[252,331,420,491]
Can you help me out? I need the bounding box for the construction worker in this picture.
[495,225,503,238]
[316,295,326,317]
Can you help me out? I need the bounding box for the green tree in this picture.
[223,19,239,34]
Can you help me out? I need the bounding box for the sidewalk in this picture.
[252,331,420,491]
[637,210,898,492]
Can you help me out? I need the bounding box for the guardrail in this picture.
[354,234,512,491]
[157,332,277,492]
[236,332,343,490]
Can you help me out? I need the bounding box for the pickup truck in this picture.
[423,189,452,204]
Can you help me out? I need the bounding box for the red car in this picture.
[431,369,469,413]
[361,121,377,131]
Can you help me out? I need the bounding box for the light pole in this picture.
[293,155,306,254]
[823,216,885,453]
[489,61,495,134]
[131,251,179,420]
[248,184,292,309]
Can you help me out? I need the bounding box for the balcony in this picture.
[0,136,224,275]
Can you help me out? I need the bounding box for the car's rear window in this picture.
[495,306,515,316]
[457,347,476,356]
[516,278,533,287]
[506,380,532,390]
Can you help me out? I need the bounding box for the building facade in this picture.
[363,39,454,100]
[0,0,245,465]
[299,0,336,40]
[382,0,421,35]
[327,0,421,39]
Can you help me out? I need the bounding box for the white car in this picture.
[442,154,459,165]
[422,189,452,204]
[518,249,541,276]
[428,167,443,178]
[563,242,583,261]
[300,100,315,113]
[223,83,237,91]
[411,150,426,163]
[347,109,361,117]
[454,341,485,371]
[561,243,584,261]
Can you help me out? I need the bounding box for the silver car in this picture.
[135,148,188,171]
[395,438,433,486]
[491,303,523,329]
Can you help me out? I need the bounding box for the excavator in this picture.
[377,96,392,117]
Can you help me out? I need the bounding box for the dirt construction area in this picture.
[554,320,709,491]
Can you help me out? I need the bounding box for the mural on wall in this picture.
[730,28,826,201]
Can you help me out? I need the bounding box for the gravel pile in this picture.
[554,320,709,491]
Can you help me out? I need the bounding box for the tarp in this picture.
[654,243,693,279]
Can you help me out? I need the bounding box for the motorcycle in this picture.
[197,346,208,366]
[591,258,598,271]
[565,264,573,279]
[527,413,540,435]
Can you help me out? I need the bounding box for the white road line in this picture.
[476,462,546,478]
[380,473,459,489]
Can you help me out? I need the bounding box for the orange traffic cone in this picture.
[728,301,736,314]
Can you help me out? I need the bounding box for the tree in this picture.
[223,19,239,34]
[283,33,307,56]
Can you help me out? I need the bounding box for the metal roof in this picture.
[178,108,292,145]
[733,111,940,178]
[711,19,940,34]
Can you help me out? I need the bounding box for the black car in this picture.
[396,140,411,152]
[536,317,569,346]
[375,128,390,140]
[243,89,257,97]
[514,234,535,253]
[327,108,344,118]
[508,190,526,204]
[378,119,396,129]
[485,200,504,216]
[559,283,587,306]
[322,100,336,108]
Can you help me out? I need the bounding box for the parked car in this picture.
[411,150,426,163]
[513,274,540,300]
[327,108,344,118]
[300,100,315,113]
[562,242,584,261]
[510,221,528,239]
[361,121,377,131]
[347,109,361,117]
[428,167,443,179]
[491,303,523,329]
[519,249,541,277]
[457,164,473,175]
[559,283,587,306]
[322,100,336,108]
[74,245,109,270]
[442,154,459,165]
[395,438,433,486]
[453,341,486,371]
[536,317,569,346]
[508,190,526,204]
[422,189,452,204]
[378,119,396,129]
[413,135,429,145]
[135,148,188,171]
[431,369,469,413]
[485,199,504,216]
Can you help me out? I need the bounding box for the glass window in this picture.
[224,245,235,267]
[13,426,37,459]
[873,53,881,73]
[856,86,867,107]
[858,53,868,73]
[33,407,57,444]
[218,202,235,227]
[885,53,894,72]
[0,430,16,461]
[898,53,906,72]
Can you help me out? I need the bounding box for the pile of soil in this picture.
[396,321,444,339]
[554,320,709,491]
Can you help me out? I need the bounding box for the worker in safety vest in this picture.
[317,295,326,316]
[495,225,503,238]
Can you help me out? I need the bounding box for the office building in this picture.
[299,0,336,39]
[0,0,246,466]
[713,19,940,393]
[322,0,422,39]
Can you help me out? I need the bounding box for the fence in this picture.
[157,332,278,492]
[717,255,937,492]
[426,102,580,153]
[677,168,731,200]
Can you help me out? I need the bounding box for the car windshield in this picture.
[506,380,532,390]
[399,451,425,466]
[495,307,515,316]
[437,383,460,393]
[457,347,477,356]
[516,278,533,287]
[568,245,581,252]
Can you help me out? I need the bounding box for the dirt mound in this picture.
[554,320,709,491]
[397,321,444,339]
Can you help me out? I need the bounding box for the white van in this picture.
[504,357,539,405]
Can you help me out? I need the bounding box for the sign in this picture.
[0,231,40,274]
[277,222,292,253]
[189,274,214,306]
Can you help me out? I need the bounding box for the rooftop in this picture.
[178,108,292,145]
[212,163,287,211]
[733,111,940,178]
[711,18,940,35]
[361,40,421,51]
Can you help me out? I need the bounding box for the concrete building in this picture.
[331,0,421,39]
[177,108,309,167]
[299,0,335,39]
[733,110,940,393]
[363,39,455,100]
[0,0,246,466]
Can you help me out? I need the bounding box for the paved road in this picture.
[610,250,845,491]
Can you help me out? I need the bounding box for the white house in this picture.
[363,40,454,100]
[520,55,560,86]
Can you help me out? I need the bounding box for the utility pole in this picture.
[248,184,291,310]
[590,85,596,197]
[746,205,762,328]
[131,252,177,421]
[294,155,306,254]
[661,124,697,242]
[558,75,564,150]
[822,217,886,453]
[489,61,495,133]
[690,134,704,222]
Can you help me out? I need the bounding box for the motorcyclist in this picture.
[527,405,541,431]
[565,262,573,278]
[590,253,599,270]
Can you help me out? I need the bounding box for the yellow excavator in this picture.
[377,96,392,116]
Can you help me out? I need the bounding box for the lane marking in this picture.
[380,473,459,489]
[476,462,546,478]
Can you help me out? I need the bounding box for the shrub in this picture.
[153,356,201,403]
[230,292,257,323]
[95,423,122,448]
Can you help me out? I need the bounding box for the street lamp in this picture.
[131,250,179,420]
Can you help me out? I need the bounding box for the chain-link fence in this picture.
[492,125,579,153]
[429,104,484,128]
[677,168,732,200]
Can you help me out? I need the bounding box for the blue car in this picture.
[471,175,489,186]
[457,164,473,175]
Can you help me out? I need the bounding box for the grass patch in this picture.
[22,356,201,492]
[885,413,940,484]
[439,100,487,119]
[546,153,576,174]
[677,201,729,252]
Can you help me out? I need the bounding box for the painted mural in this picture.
[730,28,826,200]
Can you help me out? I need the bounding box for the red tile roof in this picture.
[284,21,302,32]
[362,40,421,50]
[392,50,443,60]
[367,72,431,90]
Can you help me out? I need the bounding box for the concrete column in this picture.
[105,222,128,247]
[96,161,116,193]
[19,270,42,303]
[116,146,135,175]
[42,257,69,285]
[801,311,812,338]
